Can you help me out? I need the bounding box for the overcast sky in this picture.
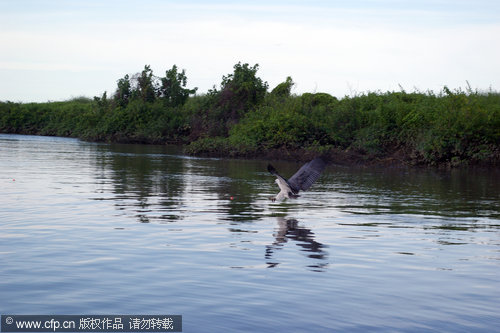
[1,0,499,102]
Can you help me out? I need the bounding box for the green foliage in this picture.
[219,62,268,110]
[270,76,294,98]
[1,63,499,166]
[0,100,97,137]
[133,65,157,103]
[112,65,197,109]
[225,88,499,165]
[114,74,132,107]
[215,62,268,120]
[229,97,310,150]
[300,92,338,108]
[185,137,232,156]
[94,91,109,109]
[189,62,269,138]
[159,65,197,107]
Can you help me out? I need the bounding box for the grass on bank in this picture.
[1,63,499,167]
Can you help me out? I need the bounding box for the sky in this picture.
[1,0,499,102]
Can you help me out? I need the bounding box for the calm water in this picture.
[1,134,499,332]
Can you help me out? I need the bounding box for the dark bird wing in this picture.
[288,157,326,192]
[267,163,292,188]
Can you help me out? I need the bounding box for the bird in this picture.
[267,157,326,201]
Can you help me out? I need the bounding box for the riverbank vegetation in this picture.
[1,63,499,167]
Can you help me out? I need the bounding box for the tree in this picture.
[271,76,294,98]
[134,65,157,103]
[94,91,108,108]
[190,62,268,138]
[114,74,131,107]
[159,65,197,107]
[215,62,268,124]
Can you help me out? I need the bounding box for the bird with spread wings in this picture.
[267,157,326,201]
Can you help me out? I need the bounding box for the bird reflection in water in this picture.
[266,216,328,271]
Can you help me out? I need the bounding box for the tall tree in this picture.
[159,65,197,107]
[135,65,157,103]
[216,62,268,121]
[114,74,131,107]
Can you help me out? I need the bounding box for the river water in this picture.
[1,134,499,332]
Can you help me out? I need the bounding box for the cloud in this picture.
[1,1,499,101]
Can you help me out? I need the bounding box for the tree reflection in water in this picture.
[266,216,328,272]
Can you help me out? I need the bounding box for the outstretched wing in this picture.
[267,163,292,188]
[288,157,326,192]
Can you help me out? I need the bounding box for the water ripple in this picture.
[1,134,499,332]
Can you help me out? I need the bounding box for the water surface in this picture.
[1,134,499,332]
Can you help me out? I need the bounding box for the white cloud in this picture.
[1,1,499,101]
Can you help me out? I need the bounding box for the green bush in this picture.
[1,64,498,166]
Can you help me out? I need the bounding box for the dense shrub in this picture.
[1,63,498,166]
